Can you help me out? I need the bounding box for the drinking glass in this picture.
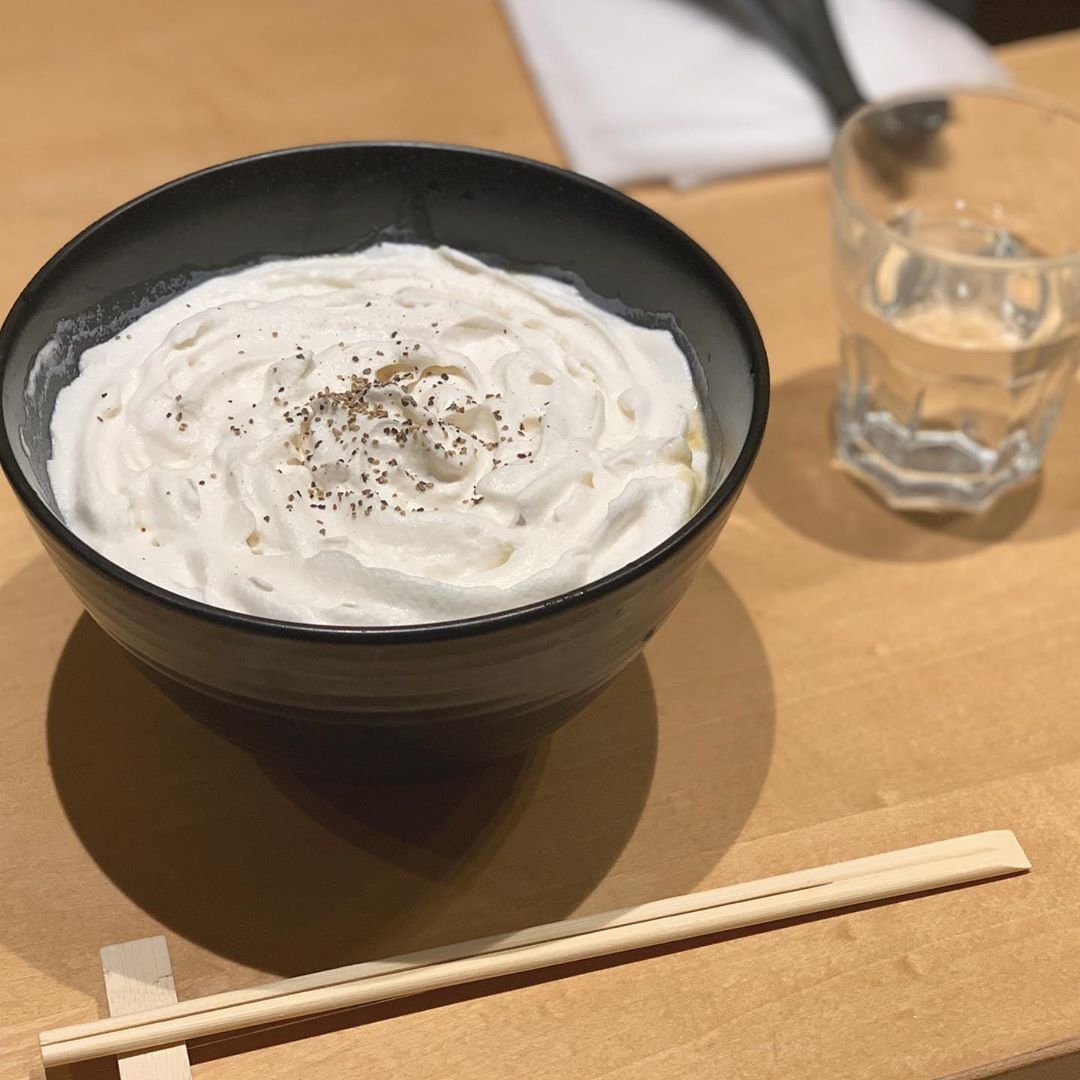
[831,87,1080,512]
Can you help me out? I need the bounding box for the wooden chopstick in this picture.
[40,831,1029,1068]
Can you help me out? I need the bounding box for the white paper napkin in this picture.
[501,0,1009,188]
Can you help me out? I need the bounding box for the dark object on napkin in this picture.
[696,0,949,195]
[698,0,949,130]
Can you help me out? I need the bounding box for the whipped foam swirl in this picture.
[48,243,708,625]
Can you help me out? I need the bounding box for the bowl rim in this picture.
[0,140,770,642]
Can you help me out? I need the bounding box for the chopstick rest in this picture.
[101,937,192,1080]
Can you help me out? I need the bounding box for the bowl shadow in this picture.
[45,615,650,975]
[749,366,1080,562]
[40,561,774,980]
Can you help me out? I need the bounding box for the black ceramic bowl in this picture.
[0,143,768,779]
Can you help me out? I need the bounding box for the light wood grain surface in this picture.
[2,6,1079,1079]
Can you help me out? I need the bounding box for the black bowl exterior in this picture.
[33,495,736,778]
[0,143,768,777]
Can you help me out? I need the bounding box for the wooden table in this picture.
[3,6,1080,1079]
